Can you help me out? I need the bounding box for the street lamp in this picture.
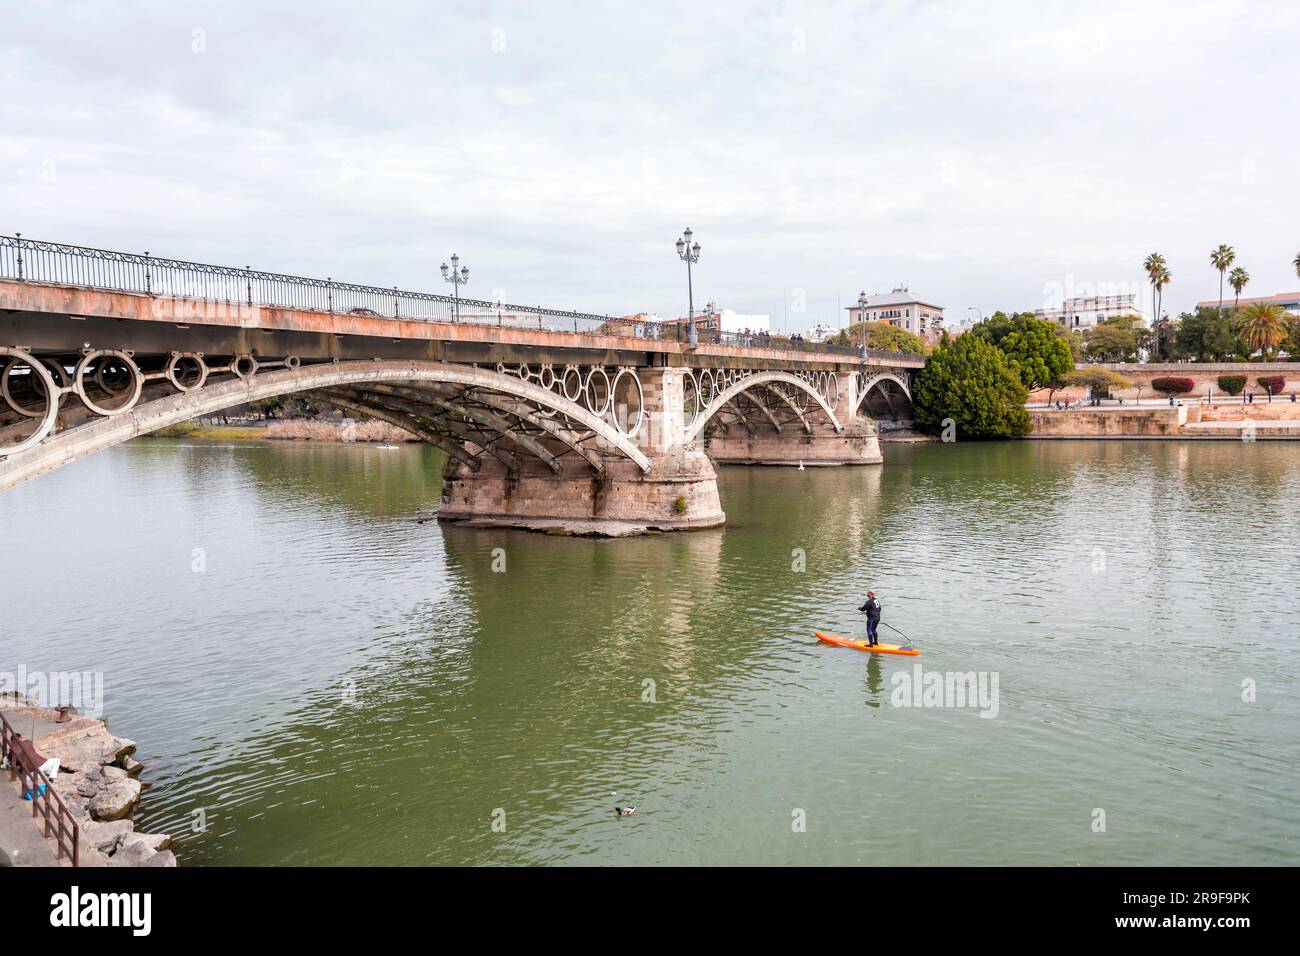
[440,253,469,322]
[675,227,702,344]
[857,291,870,356]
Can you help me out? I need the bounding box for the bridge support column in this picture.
[438,368,725,536]
[704,371,882,466]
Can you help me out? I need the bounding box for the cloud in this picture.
[3,0,1298,327]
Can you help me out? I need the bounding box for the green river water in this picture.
[2,438,1297,865]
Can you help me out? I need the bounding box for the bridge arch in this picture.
[684,370,842,444]
[856,371,914,423]
[0,358,651,492]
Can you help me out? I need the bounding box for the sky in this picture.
[3,0,1298,331]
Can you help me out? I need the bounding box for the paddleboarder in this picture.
[858,590,881,647]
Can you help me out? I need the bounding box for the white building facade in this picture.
[846,286,944,345]
[1035,293,1150,331]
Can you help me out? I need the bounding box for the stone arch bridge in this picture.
[0,236,921,533]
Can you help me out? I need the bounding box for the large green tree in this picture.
[995,315,1075,392]
[967,310,1040,347]
[1174,307,1245,361]
[913,334,1031,439]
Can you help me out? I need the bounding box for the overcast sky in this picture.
[4,0,1298,329]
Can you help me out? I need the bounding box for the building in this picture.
[1034,293,1149,331]
[1193,291,1300,316]
[846,285,944,345]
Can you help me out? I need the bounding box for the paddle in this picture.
[880,620,917,648]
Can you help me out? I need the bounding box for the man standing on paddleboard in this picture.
[858,590,881,647]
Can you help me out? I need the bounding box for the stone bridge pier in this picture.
[439,368,726,535]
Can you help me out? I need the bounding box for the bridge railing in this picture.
[1,710,80,867]
[0,234,922,362]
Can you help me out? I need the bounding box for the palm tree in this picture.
[1229,266,1250,310]
[1150,264,1171,359]
[1143,252,1167,356]
[1210,244,1235,318]
[1239,302,1288,359]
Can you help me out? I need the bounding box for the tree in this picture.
[1238,302,1289,359]
[1143,252,1168,354]
[967,311,1019,346]
[1152,262,1172,348]
[912,334,1031,438]
[1174,307,1245,361]
[1063,327,1085,362]
[1064,366,1132,401]
[981,314,1074,392]
[1148,313,1178,361]
[1210,244,1235,319]
[1083,314,1146,362]
[844,321,927,355]
[1282,316,1300,359]
[1229,266,1249,310]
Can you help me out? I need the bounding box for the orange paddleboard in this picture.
[815,631,920,656]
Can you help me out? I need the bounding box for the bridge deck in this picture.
[0,279,925,371]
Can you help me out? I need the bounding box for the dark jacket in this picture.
[858,598,881,621]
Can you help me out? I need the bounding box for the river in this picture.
[2,438,1297,865]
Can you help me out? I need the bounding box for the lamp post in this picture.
[675,227,702,345]
[857,291,870,356]
[440,253,469,322]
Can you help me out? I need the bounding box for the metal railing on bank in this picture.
[0,234,923,362]
[0,709,80,866]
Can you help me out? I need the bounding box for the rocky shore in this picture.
[1,696,175,867]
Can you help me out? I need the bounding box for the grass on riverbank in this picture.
[148,420,417,442]
[150,423,267,440]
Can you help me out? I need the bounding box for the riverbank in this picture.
[1027,403,1300,439]
[153,420,417,443]
[0,695,175,867]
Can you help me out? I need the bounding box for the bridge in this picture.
[0,235,923,533]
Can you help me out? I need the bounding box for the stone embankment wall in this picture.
[1028,406,1192,437]
[1,697,176,867]
[1029,363,1300,404]
[1027,403,1300,439]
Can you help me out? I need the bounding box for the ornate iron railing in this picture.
[0,234,922,360]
